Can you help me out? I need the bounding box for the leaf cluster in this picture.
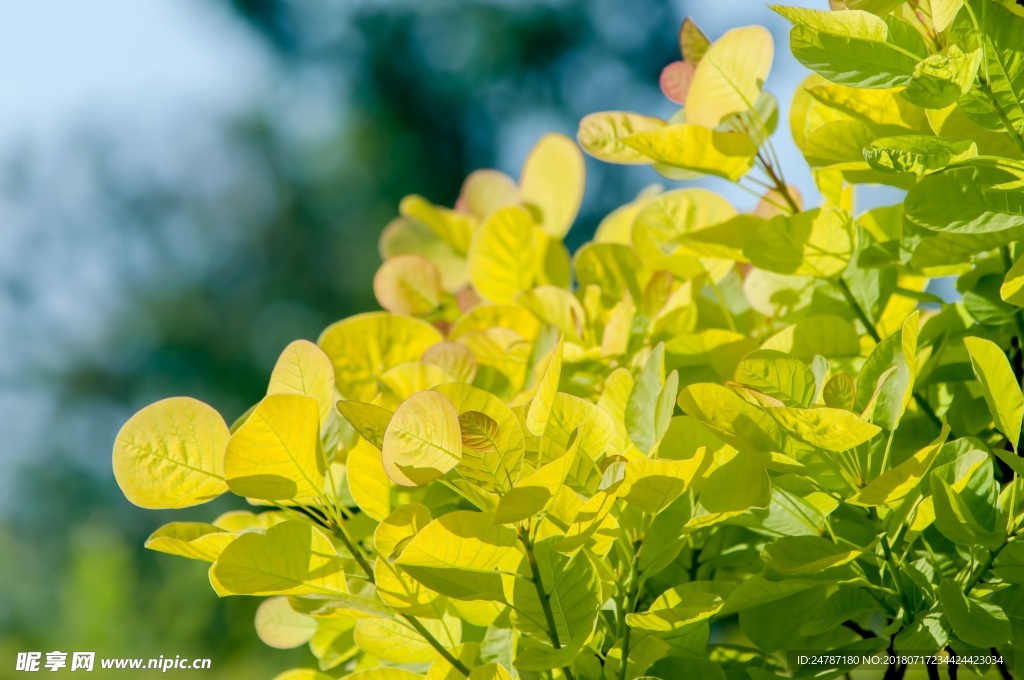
[113,2,1024,678]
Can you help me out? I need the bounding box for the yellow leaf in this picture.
[255,597,317,649]
[519,133,585,238]
[526,338,564,436]
[458,169,520,219]
[685,26,774,128]
[516,288,584,343]
[448,304,543,342]
[1002,251,1024,305]
[225,394,325,501]
[378,362,453,408]
[395,511,521,601]
[615,456,710,514]
[495,435,582,524]
[268,340,337,428]
[851,428,947,506]
[768,406,881,452]
[433,382,525,493]
[318,312,443,402]
[212,520,347,596]
[374,505,438,612]
[346,438,393,521]
[468,207,538,304]
[112,397,229,509]
[355,615,461,664]
[373,255,442,316]
[213,510,288,533]
[422,342,478,384]
[400,194,475,255]
[272,670,337,680]
[144,522,235,563]
[543,393,617,461]
[382,391,462,486]
[577,111,667,164]
[622,124,758,181]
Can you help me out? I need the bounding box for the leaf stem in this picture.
[873,510,913,622]
[618,539,643,680]
[834,277,946,431]
[963,540,1010,595]
[757,151,801,214]
[331,523,472,678]
[400,613,472,677]
[518,528,576,680]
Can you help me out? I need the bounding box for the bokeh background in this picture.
[0,0,831,676]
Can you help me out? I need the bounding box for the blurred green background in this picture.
[0,0,815,676]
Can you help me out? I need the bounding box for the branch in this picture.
[518,528,576,680]
[331,524,471,678]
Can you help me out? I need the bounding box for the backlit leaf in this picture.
[519,133,585,239]
[113,397,229,509]
[685,26,774,128]
[381,391,462,486]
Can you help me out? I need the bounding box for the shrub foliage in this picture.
[114,1,1024,678]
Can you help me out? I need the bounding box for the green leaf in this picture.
[846,0,907,12]
[336,400,392,450]
[511,539,599,644]
[574,243,647,308]
[677,383,786,453]
[894,612,948,654]
[856,311,919,430]
[272,670,337,680]
[621,124,758,181]
[768,406,881,452]
[964,336,1024,449]
[495,436,581,524]
[772,7,926,88]
[395,511,520,601]
[939,578,1012,648]
[684,26,774,128]
[822,373,857,410]
[931,474,1004,549]
[1003,250,1024,305]
[901,46,981,109]
[864,136,977,176]
[112,397,229,509]
[906,164,1024,234]
[950,0,1024,133]
[626,588,723,632]
[225,394,325,501]
[850,426,947,506]
[743,208,856,278]
[625,344,678,453]
[381,391,462,487]
[762,536,861,576]
[734,349,816,407]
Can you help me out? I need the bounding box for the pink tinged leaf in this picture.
[660,61,696,105]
